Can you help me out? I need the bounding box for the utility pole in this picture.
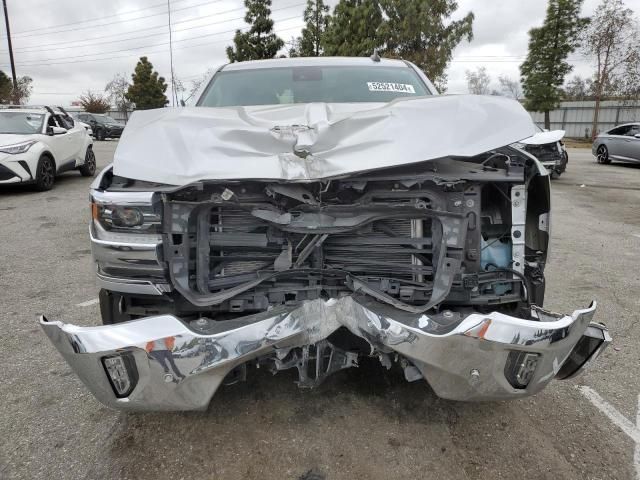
[167,0,176,107]
[2,0,18,104]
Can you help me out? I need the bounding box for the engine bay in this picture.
[146,148,550,320]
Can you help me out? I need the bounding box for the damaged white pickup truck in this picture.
[40,57,610,411]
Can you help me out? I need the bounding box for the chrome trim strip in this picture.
[91,189,155,205]
[90,223,165,281]
[96,273,169,296]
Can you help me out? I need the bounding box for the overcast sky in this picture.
[0,0,638,106]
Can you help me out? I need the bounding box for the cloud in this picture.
[0,0,637,104]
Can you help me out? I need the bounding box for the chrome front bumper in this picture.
[40,297,608,411]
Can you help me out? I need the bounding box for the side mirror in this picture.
[48,126,67,135]
[180,99,186,107]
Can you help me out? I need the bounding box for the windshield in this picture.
[0,112,44,134]
[198,65,431,107]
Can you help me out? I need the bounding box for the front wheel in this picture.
[34,155,55,191]
[596,145,611,164]
[79,147,96,177]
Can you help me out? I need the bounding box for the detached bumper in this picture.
[40,297,609,411]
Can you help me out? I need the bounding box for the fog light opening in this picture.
[505,351,539,389]
[102,353,138,398]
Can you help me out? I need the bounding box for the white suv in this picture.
[0,106,95,191]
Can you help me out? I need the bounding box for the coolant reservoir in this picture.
[480,237,512,270]
[481,237,513,295]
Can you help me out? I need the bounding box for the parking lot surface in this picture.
[1,142,639,480]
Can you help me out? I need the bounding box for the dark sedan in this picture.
[75,113,125,141]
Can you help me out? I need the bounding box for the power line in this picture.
[4,0,191,36]
[9,13,303,66]
[5,2,304,54]
[1,22,305,68]
[3,4,244,53]
[0,54,593,70]
[4,0,228,39]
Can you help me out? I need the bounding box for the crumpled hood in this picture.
[520,129,565,145]
[113,95,537,185]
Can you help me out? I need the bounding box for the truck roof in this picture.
[221,56,412,71]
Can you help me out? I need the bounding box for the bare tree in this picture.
[286,36,302,57]
[105,74,132,120]
[582,0,640,138]
[185,69,214,104]
[12,76,32,105]
[465,67,491,95]
[564,75,590,99]
[498,75,522,100]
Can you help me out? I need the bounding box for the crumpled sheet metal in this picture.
[113,95,538,185]
[520,129,565,145]
[40,296,597,411]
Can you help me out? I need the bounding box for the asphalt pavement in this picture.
[0,141,639,480]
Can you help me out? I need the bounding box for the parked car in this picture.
[593,122,640,164]
[0,106,95,190]
[69,113,93,137]
[74,113,125,141]
[40,57,609,411]
[513,128,568,178]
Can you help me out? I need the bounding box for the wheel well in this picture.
[41,151,56,169]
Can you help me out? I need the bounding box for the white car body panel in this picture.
[520,129,565,145]
[0,109,93,185]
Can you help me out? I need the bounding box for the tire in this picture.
[79,146,96,177]
[34,155,55,191]
[95,129,105,141]
[596,145,611,164]
[99,289,132,325]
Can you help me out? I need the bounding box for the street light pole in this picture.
[2,0,19,104]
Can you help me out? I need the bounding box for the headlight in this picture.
[0,140,36,154]
[91,192,161,233]
[112,206,145,227]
